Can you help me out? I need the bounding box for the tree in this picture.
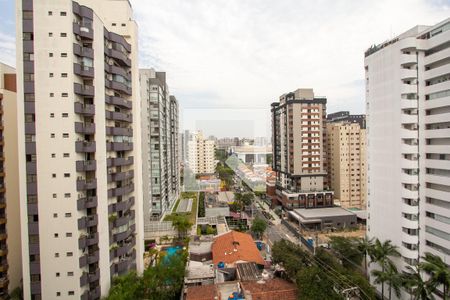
[10,287,24,300]
[296,265,342,300]
[171,215,193,238]
[241,192,255,206]
[419,252,450,300]
[357,235,375,277]
[272,240,310,278]
[370,239,400,299]
[329,236,364,270]
[372,264,402,300]
[403,265,436,300]
[251,217,267,239]
[107,271,144,300]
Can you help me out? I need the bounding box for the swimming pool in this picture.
[162,245,182,263]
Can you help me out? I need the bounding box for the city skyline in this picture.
[1,0,449,137]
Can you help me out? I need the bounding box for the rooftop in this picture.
[241,279,298,300]
[293,207,355,219]
[212,231,265,266]
[185,284,217,300]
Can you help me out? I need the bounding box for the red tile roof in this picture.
[186,284,217,300]
[241,279,298,300]
[212,231,265,266]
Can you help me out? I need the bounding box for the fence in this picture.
[281,219,314,252]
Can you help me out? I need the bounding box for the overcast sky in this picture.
[1,0,449,137]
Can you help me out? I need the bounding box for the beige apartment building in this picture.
[0,63,22,297]
[16,1,144,299]
[326,120,367,210]
[188,131,216,175]
[270,88,333,209]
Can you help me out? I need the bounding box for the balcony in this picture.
[78,215,98,230]
[106,142,133,152]
[77,196,98,210]
[73,22,93,40]
[76,178,97,191]
[105,111,132,123]
[73,43,93,58]
[75,122,95,134]
[400,53,417,66]
[108,184,134,198]
[106,79,132,95]
[106,126,133,136]
[106,48,131,67]
[74,63,94,78]
[74,83,95,97]
[105,95,132,109]
[75,141,96,153]
[74,102,95,115]
[113,225,135,243]
[76,160,96,172]
[80,268,100,286]
[107,156,133,167]
[78,232,99,249]
[113,214,132,227]
[108,170,134,183]
[105,64,131,80]
[109,197,134,214]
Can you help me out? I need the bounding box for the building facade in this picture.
[16,1,144,299]
[140,69,180,221]
[271,88,333,209]
[365,18,450,278]
[0,63,22,297]
[187,131,216,175]
[326,120,367,210]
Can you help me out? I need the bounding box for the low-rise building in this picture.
[288,207,357,231]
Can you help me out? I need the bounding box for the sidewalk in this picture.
[256,198,281,225]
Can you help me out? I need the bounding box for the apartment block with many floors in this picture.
[270,88,333,209]
[326,117,367,210]
[365,18,450,286]
[140,69,180,222]
[187,131,216,175]
[0,63,22,298]
[16,1,144,299]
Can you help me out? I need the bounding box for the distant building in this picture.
[188,131,216,175]
[231,144,271,165]
[326,120,367,210]
[0,63,22,296]
[140,69,180,221]
[270,88,333,209]
[327,111,366,128]
[365,18,450,275]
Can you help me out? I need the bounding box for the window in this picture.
[52,174,56,178]
[121,23,126,27]
[48,32,53,37]
[65,213,71,217]
[56,272,60,277]
[50,113,54,118]
[66,252,73,257]
[66,232,72,237]
[63,153,70,158]
[55,253,59,257]
[49,53,53,57]
[48,11,53,16]
[67,272,74,276]
[56,292,60,297]
[53,213,57,218]
[51,153,56,158]
[64,193,71,198]
[61,73,67,78]
[61,53,67,57]
[112,23,117,26]
[60,33,67,37]
[51,133,55,138]
[50,93,54,97]
[62,93,68,97]
[60,11,67,16]
[23,33,33,41]
[63,133,69,138]
[53,193,57,198]
[54,233,58,238]
[68,291,74,296]
[62,113,68,117]
[64,173,70,178]
[49,73,54,77]
[23,11,33,19]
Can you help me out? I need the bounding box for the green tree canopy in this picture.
[250,217,267,239]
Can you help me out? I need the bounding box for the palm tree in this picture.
[370,239,401,298]
[371,264,402,300]
[171,215,192,239]
[403,265,435,300]
[419,252,450,300]
[358,235,375,277]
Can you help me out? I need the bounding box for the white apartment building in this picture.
[16,1,144,299]
[365,18,450,280]
[140,69,180,222]
[187,131,216,175]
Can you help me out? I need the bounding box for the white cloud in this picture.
[133,0,449,119]
[0,31,16,67]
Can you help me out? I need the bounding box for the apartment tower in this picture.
[326,118,367,210]
[365,18,450,279]
[16,1,144,299]
[187,131,216,175]
[270,88,333,209]
[0,63,22,297]
[140,69,180,221]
